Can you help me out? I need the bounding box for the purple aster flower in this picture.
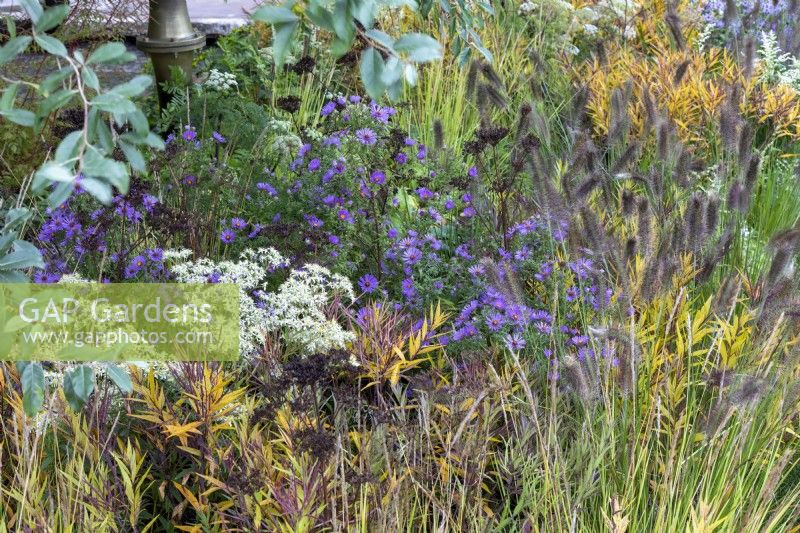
[401,277,416,299]
[308,158,321,172]
[248,224,263,238]
[298,143,312,157]
[143,194,158,212]
[395,152,408,164]
[212,131,226,143]
[444,198,455,210]
[417,145,427,160]
[454,244,473,260]
[369,170,386,185]
[468,165,478,178]
[461,206,476,218]
[387,227,398,239]
[355,128,378,145]
[568,258,594,279]
[417,187,434,201]
[220,229,236,244]
[321,101,337,116]
[257,182,278,196]
[127,255,146,274]
[403,247,423,265]
[182,127,197,142]
[182,175,196,186]
[305,214,324,228]
[486,312,506,331]
[337,209,354,223]
[358,274,379,293]
[504,332,526,351]
[146,248,164,262]
[231,218,247,230]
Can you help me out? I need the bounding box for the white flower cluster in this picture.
[261,264,356,355]
[265,117,303,156]
[204,68,238,93]
[169,247,285,356]
[758,31,800,91]
[168,248,354,356]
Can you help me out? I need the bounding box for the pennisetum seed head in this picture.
[705,194,720,238]
[621,190,637,217]
[466,60,479,99]
[673,59,690,85]
[563,355,592,401]
[433,120,444,151]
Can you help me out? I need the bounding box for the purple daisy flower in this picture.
[321,101,337,116]
[220,229,236,244]
[403,247,423,265]
[358,274,379,293]
[370,170,386,185]
[504,332,526,351]
[486,312,505,331]
[355,128,378,145]
[231,218,247,230]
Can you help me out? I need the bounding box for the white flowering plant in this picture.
[168,247,355,357]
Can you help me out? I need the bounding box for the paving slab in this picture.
[0,0,261,35]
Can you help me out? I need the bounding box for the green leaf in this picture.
[36,162,75,184]
[6,15,16,38]
[351,0,376,28]
[40,67,72,96]
[18,0,43,23]
[272,21,298,69]
[83,148,128,192]
[4,208,31,231]
[118,139,145,172]
[38,89,77,117]
[109,75,152,98]
[305,3,334,32]
[87,42,128,64]
[142,132,166,150]
[332,0,354,42]
[394,33,443,63]
[0,36,32,66]
[0,83,19,111]
[64,365,94,412]
[0,240,44,270]
[403,63,419,86]
[35,4,70,32]
[78,177,112,205]
[55,131,83,164]
[105,364,132,394]
[91,92,136,114]
[1,108,35,127]
[252,5,299,24]
[381,56,403,86]
[21,362,45,417]
[365,29,394,51]
[360,47,386,100]
[82,66,100,92]
[47,181,75,207]
[35,34,68,58]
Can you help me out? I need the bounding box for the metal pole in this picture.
[136,0,205,109]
